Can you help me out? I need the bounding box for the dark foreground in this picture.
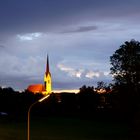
[0,115,133,140]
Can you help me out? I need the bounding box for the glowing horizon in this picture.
[52,89,79,94]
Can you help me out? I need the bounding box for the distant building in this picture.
[27,55,52,95]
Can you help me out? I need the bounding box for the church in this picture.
[27,55,52,95]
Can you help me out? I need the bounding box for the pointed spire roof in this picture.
[46,54,50,75]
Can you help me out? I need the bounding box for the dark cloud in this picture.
[61,25,98,33]
[0,74,42,90]
[0,0,140,34]
[0,0,140,90]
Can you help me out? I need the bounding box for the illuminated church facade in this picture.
[27,55,52,95]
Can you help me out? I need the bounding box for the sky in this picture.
[0,0,140,91]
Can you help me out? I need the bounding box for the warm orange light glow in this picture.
[52,89,79,94]
[44,72,52,94]
[27,84,45,93]
[96,89,106,94]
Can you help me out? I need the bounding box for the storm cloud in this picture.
[61,25,98,33]
[0,0,140,90]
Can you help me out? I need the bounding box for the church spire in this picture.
[44,54,52,94]
[46,54,50,75]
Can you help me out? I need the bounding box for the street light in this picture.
[27,94,50,140]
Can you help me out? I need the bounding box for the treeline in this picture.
[0,85,112,119]
[0,83,139,121]
[0,87,43,118]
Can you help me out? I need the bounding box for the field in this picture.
[0,116,130,140]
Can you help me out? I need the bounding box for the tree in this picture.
[110,40,140,91]
[79,85,94,94]
[96,81,106,90]
[110,40,140,113]
[78,85,98,113]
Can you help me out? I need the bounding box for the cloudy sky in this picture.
[0,0,140,90]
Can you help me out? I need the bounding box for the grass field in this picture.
[0,116,130,140]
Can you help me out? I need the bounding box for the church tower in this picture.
[44,55,52,94]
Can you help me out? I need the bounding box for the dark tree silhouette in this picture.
[95,81,111,92]
[110,39,140,91]
[78,85,98,114]
[96,81,106,89]
[110,40,140,115]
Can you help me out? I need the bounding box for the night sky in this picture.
[0,0,140,90]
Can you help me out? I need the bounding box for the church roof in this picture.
[27,84,45,93]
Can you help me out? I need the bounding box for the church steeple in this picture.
[44,54,52,94]
[27,55,52,95]
[46,55,50,75]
